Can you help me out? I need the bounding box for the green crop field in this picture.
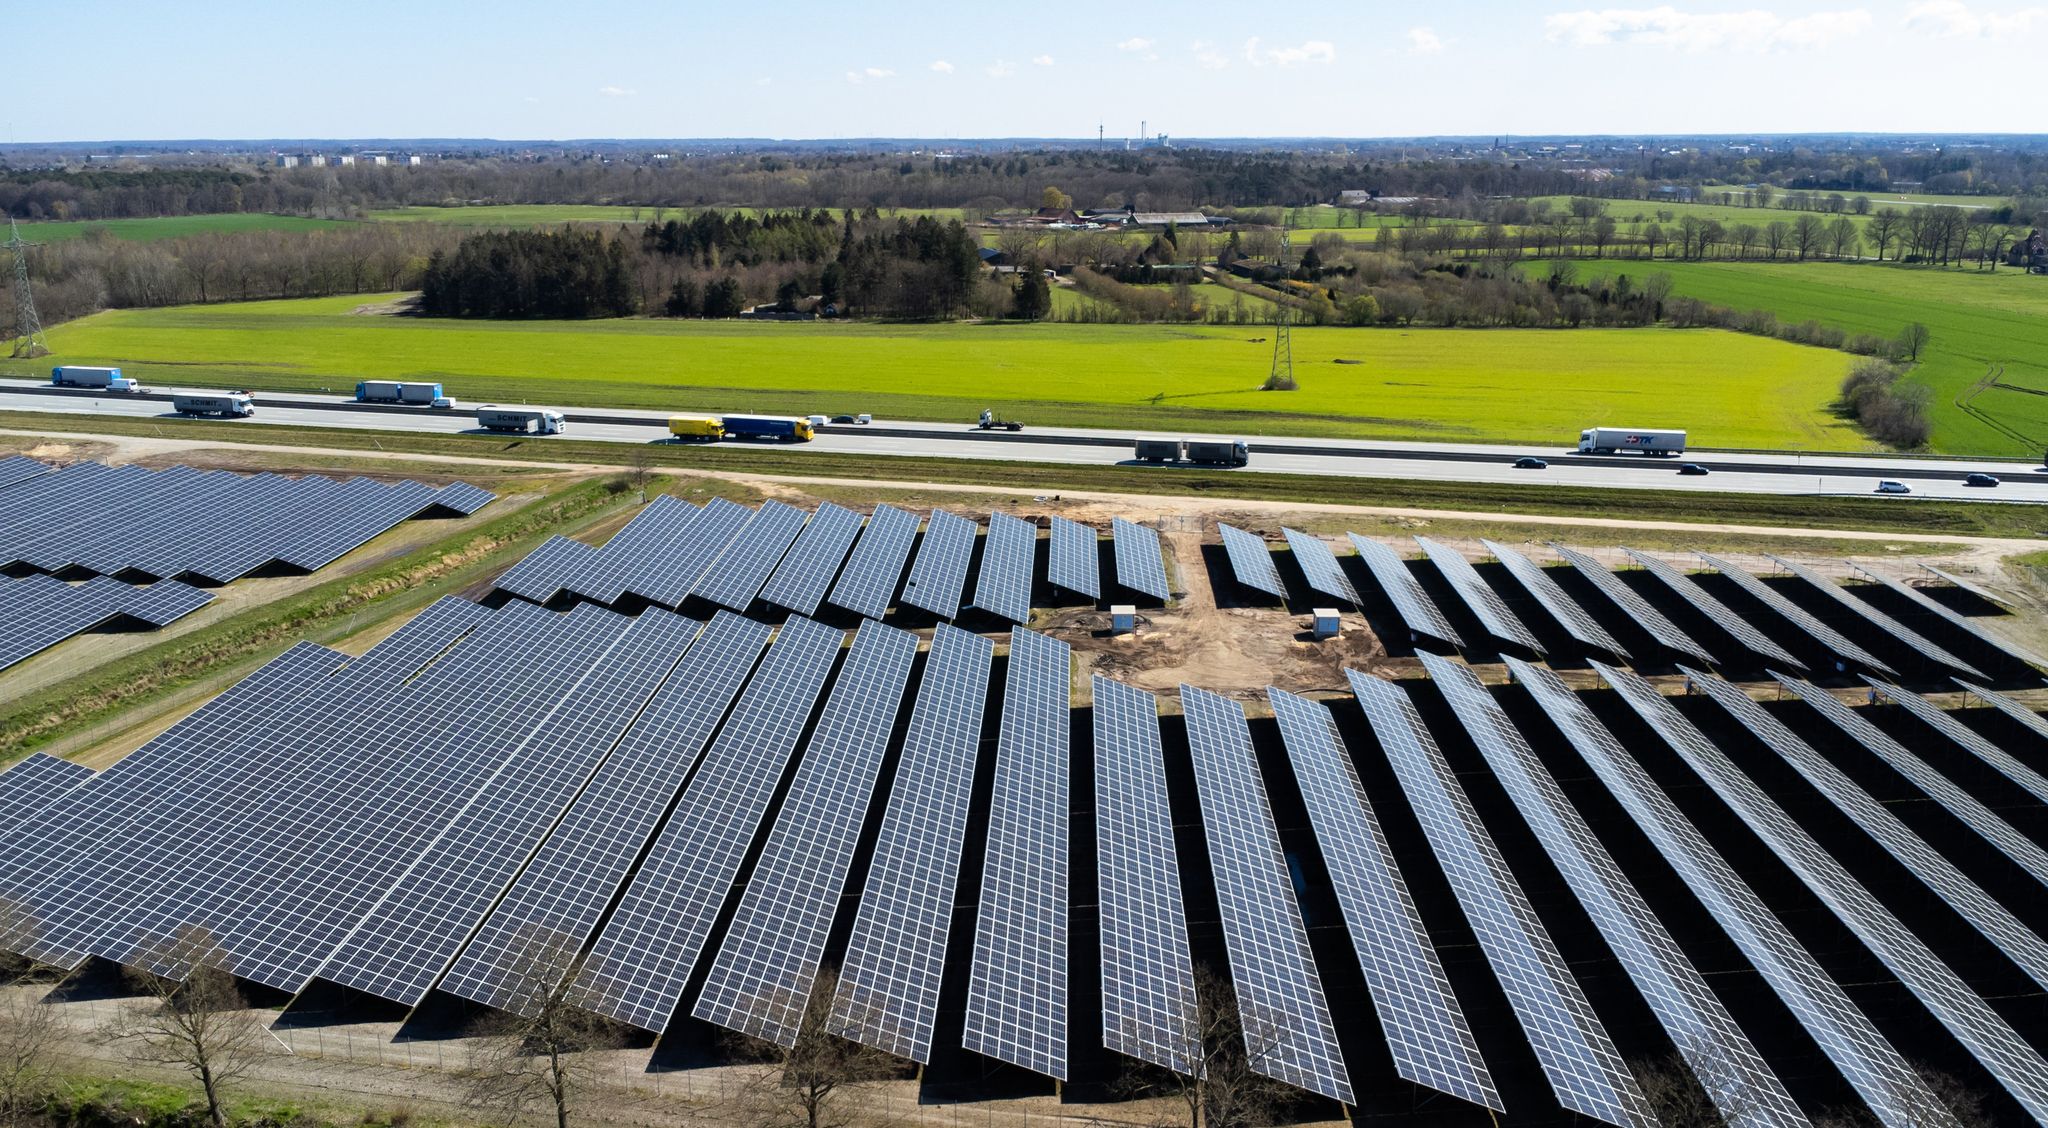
[1589,259,2048,457]
[10,294,1859,449]
[12,213,350,243]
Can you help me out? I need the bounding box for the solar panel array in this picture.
[1281,527,1362,607]
[1694,553,1898,676]
[1762,554,1981,677]
[694,501,811,611]
[1868,679,2048,805]
[1681,670,2048,1119]
[1216,523,1286,601]
[0,752,94,828]
[1047,515,1103,600]
[1347,669,1652,1128]
[1548,544,1715,667]
[1479,540,1629,658]
[1848,563,2048,670]
[757,501,863,616]
[1346,535,1462,645]
[1266,687,1496,1109]
[0,454,51,489]
[1921,563,2012,608]
[829,503,921,620]
[1111,518,1172,601]
[963,628,1072,1078]
[1091,676,1200,1073]
[1433,655,1801,1127]
[972,512,1037,624]
[1181,685,1353,1105]
[0,573,214,670]
[1956,679,2048,745]
[900,510,978,620]
[0,461,493,583]
[1570,663,1951,1128]
[1414,536,1544,654]
[1620,549,1807,671]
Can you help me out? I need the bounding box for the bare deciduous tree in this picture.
[725,965,908,1128]
[102,927,269,1128]
[1117,965,1301,1128]
[0,901,63,1128]
[464,927,625,1128]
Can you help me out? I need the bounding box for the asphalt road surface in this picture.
[5,381,2044,504]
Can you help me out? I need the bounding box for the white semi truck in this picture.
[1578,427,1687,456]
[477,405,566,435]
[171,392,256,418]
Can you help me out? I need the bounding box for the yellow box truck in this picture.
[669,415,726,441]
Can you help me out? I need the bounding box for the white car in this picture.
[1876,480,1911,494]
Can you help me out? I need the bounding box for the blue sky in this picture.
[19,0,2042,141]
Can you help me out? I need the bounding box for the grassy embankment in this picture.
[13,292,1858,449]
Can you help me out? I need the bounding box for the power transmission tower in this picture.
[1266,225,1293,388]
[6,218,48,359]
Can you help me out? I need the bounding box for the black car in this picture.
[1966,472,2001,487]
[1677,463,1710,476]
[1512,456,1548,470]
[830,414,857,424]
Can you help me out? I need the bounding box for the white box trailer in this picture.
[1578,427,1687,456]
[51,366,145,393]
[171,392,255,418]
[477,405,566,435]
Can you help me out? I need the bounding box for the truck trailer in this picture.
[476,406,566,435]
[721,415,815,442]
[356,380,456,409]
[51,366,145,393]
[668,415,726,441]
[1132,438,1250,467]
[171,392,256,418]
[1577,427,1687,456]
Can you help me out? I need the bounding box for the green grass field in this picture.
[10,294,1858,448]
[1587,260,2048,457]
[13,213,350,242]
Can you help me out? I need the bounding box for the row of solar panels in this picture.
[0,459,495,584]
[0,572,214,671]
[495,495,1173,622]
[7,597,2048,1125]
[1222,525,2038,684]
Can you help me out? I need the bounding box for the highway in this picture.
[5,380,2045,503]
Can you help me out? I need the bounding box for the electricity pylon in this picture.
[1267,225,1293,388]
[6,218,47,359]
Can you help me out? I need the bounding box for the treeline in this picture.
[418,230,634,318]
[647,210,984,319]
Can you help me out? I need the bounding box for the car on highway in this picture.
[1512,456,1548,469]
[1876,480,1912,494]
[1965,472,2001,487]
[1677,463,1709,476]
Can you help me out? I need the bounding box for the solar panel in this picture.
[962,627,1072,1079]
[1216,523,1286,601]
[1346,669,1652,1128]
[1658,669,2048,1122]
[1413,536,1544,654]
[693,620,920,1045]
[829,503,921,621]
[0,454,50,490]
[429,481,497,515]
[831,624,994,1062]
[0,575,212,671]
[314,610,706,1006]
[972,512,1037,623]
[0,753,94,829]
[1478,541,1630,658]
[900,510,977,620]
[1090,676,1200,1075]
[440,611,775,1012]
[1865,679,2048,807]
[1048,516,1102,600]
[1432,655,1801,1127]
[757,501,864,617]
[642,496,753,608]
[571,614,846,1032]
[1847,564,2048,671]
[1568,662,1955,1128]
[1548,544,1716,667]
[99,578,214,627]
[1762,555,1982,677]
[493,536,599,605]
[1281,527,1362,607]
[1345,535,1462,646]
[1266,687,1497,1109]
[558,496,701,606]
[1693,553,1897,676]
[1921,564,2014,609]
[1620,550,1806,672]
[1954,679,2048,745]
[1112,518,1172,602]
[692,501,811,611]
[1180,685,1353,1105]
[1772,674,2048,894]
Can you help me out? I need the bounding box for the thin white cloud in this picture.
[1243,37,1337,66]
[844,66,897,84]
[597,85,631,97]
[1192,40,1230,68]
[1032,54,1056,66]
[1904,0,2046,35]
[929,59,955,73]
[754,77,773,87]
[1117,37,1156,52]
[1543,7,1872,51]
[1407,26,1446,53]
[985,59,1018,78]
